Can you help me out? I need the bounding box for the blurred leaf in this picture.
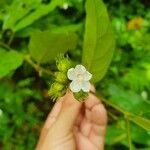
[16,23,82,38]
[82,0,115,83]
[131,124,150,145]
[17,78,34,87]
[52,23,83,34]
[0,48,6,57]
[2,0,41,30]
[140,34,150,51]
[106,124,126,145]
[0,49,23,78]
[29,30,78,64]
[122,67,150,91]
[0,0,9,8]
[106,121,150,147]
[127,114,150,132]
[13,0,65,32]
[108,84,150,117]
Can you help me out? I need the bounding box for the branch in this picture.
[24,54,54,76]
[125,118,133,150]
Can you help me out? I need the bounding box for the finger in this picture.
[80,94,100,137]
[90,85,96,93]
[36,97,64,149]
[53,92,82,134]
[89,104,107,149]
[43,97,64,130]
[75,105,84,127]
[75,132,98,150]
[80,108,91,137]
[85,93,101,110]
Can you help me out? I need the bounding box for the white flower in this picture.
[67,65,92,93]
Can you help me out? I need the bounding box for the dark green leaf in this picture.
[82,0,115,83]
[29,30,78,64]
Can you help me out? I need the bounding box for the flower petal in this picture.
[75,65,86,74]
[84,71,92,81]
[81,81,91,92]
[67,68,76,80]
[70,81,82,93]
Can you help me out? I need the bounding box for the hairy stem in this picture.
[24,54,54,76]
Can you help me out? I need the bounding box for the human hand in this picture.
[36,92,107,150]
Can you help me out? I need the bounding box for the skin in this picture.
[36,91,107,150]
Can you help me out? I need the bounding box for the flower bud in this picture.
[48,82,64,96]
[55,72,68,83]
[57,58,72,72]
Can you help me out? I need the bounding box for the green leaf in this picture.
[2,0,65,32]
[16,23,82,38]
[106,124,126,145]
[108,84,150,117]
[82,0,115,83]
[29,30,78,64]
[0,0,8,8]
[127,114,150,132]
[13,0,65,32]
[106,121,150,146]
[2,0,41,30]
[131,124,150,145]
[0,49,23,78]
[52,24,83,34]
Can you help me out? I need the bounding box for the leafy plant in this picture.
[0,0,150,150]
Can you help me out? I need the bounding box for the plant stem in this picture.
[108,111,118,121]
[7,33,14,46]
[125,118,133,150]
[24,54,54,76]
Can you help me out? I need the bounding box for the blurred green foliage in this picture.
[0,0,150,150]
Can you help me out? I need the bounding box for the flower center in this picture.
[77,74,84,81]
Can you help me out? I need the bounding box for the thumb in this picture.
[53,92,82,133]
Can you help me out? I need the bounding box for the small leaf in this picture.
[82,0,115,83]
[127,114,150,132]
[29,31,78,64]
[0,49,24,78]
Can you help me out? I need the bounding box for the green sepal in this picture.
[56,55,72,72]
[74,91,89,102]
